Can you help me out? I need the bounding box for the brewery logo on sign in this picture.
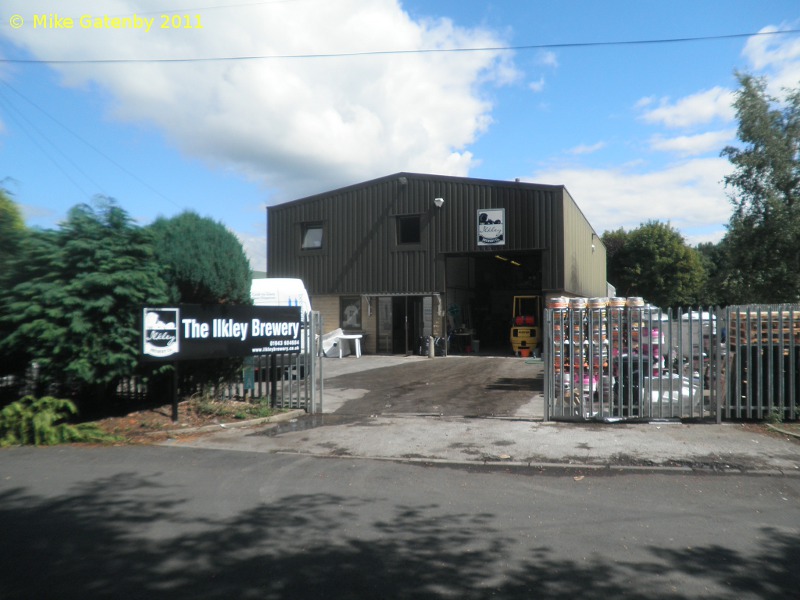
[143,308,180,358]
[477,208,505,246]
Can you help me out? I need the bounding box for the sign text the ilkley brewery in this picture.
[142,305,302,361]
[180,317,300,342]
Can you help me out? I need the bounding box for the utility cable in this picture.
[0,88,96,198]
[1,28,798,64]
[0,80,184,211]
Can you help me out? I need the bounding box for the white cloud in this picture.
[526,157,733,243]
[743,25,800,70]
[683,227,726,247]
[743,24,800,93]
[0,0,514,201]
[528,77,545,93]
[568,142,606,155]
[649,129,736,157]
[235,230,267,273]
[635,27,800,137]
[638,87,736,129]
[537,50,559,68]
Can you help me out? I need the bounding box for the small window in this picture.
[397,215,421,245]
[301,224,323,250]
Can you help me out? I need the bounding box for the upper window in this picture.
[301,224,323,250]
[396,215,421,245]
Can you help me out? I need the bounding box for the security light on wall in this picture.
[434,197,444,208]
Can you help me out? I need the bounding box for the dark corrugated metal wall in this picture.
[268,173,571,296]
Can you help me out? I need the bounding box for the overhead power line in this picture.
[0,80,183,210]
[1,28,799,64]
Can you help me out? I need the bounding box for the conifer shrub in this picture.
[0,395,116,446]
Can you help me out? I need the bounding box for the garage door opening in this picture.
[445,252,542,356]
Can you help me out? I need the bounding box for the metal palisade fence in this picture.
[725,305,799,421]
[544,299,799,423]
[2,312,326,412]
[239,310,324,413]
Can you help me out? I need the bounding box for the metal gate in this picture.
[544,301,800,423]
[217,311,324,413]
[723,305,799,421]
[250,310,324,413]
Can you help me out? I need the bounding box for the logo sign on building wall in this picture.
[477,208,505,246]
[142,305,302,361]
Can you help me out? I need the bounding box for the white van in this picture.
[250,278,312,314]
[249,278,312,378]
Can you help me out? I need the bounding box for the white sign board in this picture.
[477,208,505,246]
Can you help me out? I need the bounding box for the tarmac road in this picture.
[3,446,799,599]
[173,355,800,474]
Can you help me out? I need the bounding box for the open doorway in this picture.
[377,296,425,355]
[445,252,542,355]
[391,296,423,354]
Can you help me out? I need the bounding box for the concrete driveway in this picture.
[319,354,544,418]
[170,354,800,473]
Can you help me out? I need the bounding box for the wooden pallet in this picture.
[731,310,800,346]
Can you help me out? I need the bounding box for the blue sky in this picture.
[1,1,799,272]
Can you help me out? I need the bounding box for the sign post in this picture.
[172,362,179,423]
[141,304,304,419]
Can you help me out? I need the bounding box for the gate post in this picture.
[309,311,323,414]
[543,308,552,421]
[713,306,725,423]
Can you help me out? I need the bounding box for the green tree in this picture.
[148,211,252,390]
[695,241,728,306]
[600,227,629,296]
[148,211,252,305]
[720,73,800,303]
[0,198,169,402]
[0,228,63,381]
[0,188,26,289]
[602,221,706,308]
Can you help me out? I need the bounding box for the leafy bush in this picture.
[0,199,170,402]
[0,396,116,446]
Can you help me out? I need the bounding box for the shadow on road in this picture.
[1,472,797,599]
[484,377,543,392]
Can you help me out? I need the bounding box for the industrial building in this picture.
[267,172,607,355]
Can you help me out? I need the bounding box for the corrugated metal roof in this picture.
[268,172,606,298]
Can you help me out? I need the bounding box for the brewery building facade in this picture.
[266,172,607,355]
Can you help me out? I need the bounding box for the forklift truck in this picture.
[510,295,542,356]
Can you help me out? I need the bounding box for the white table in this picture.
[337,334,363,358]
